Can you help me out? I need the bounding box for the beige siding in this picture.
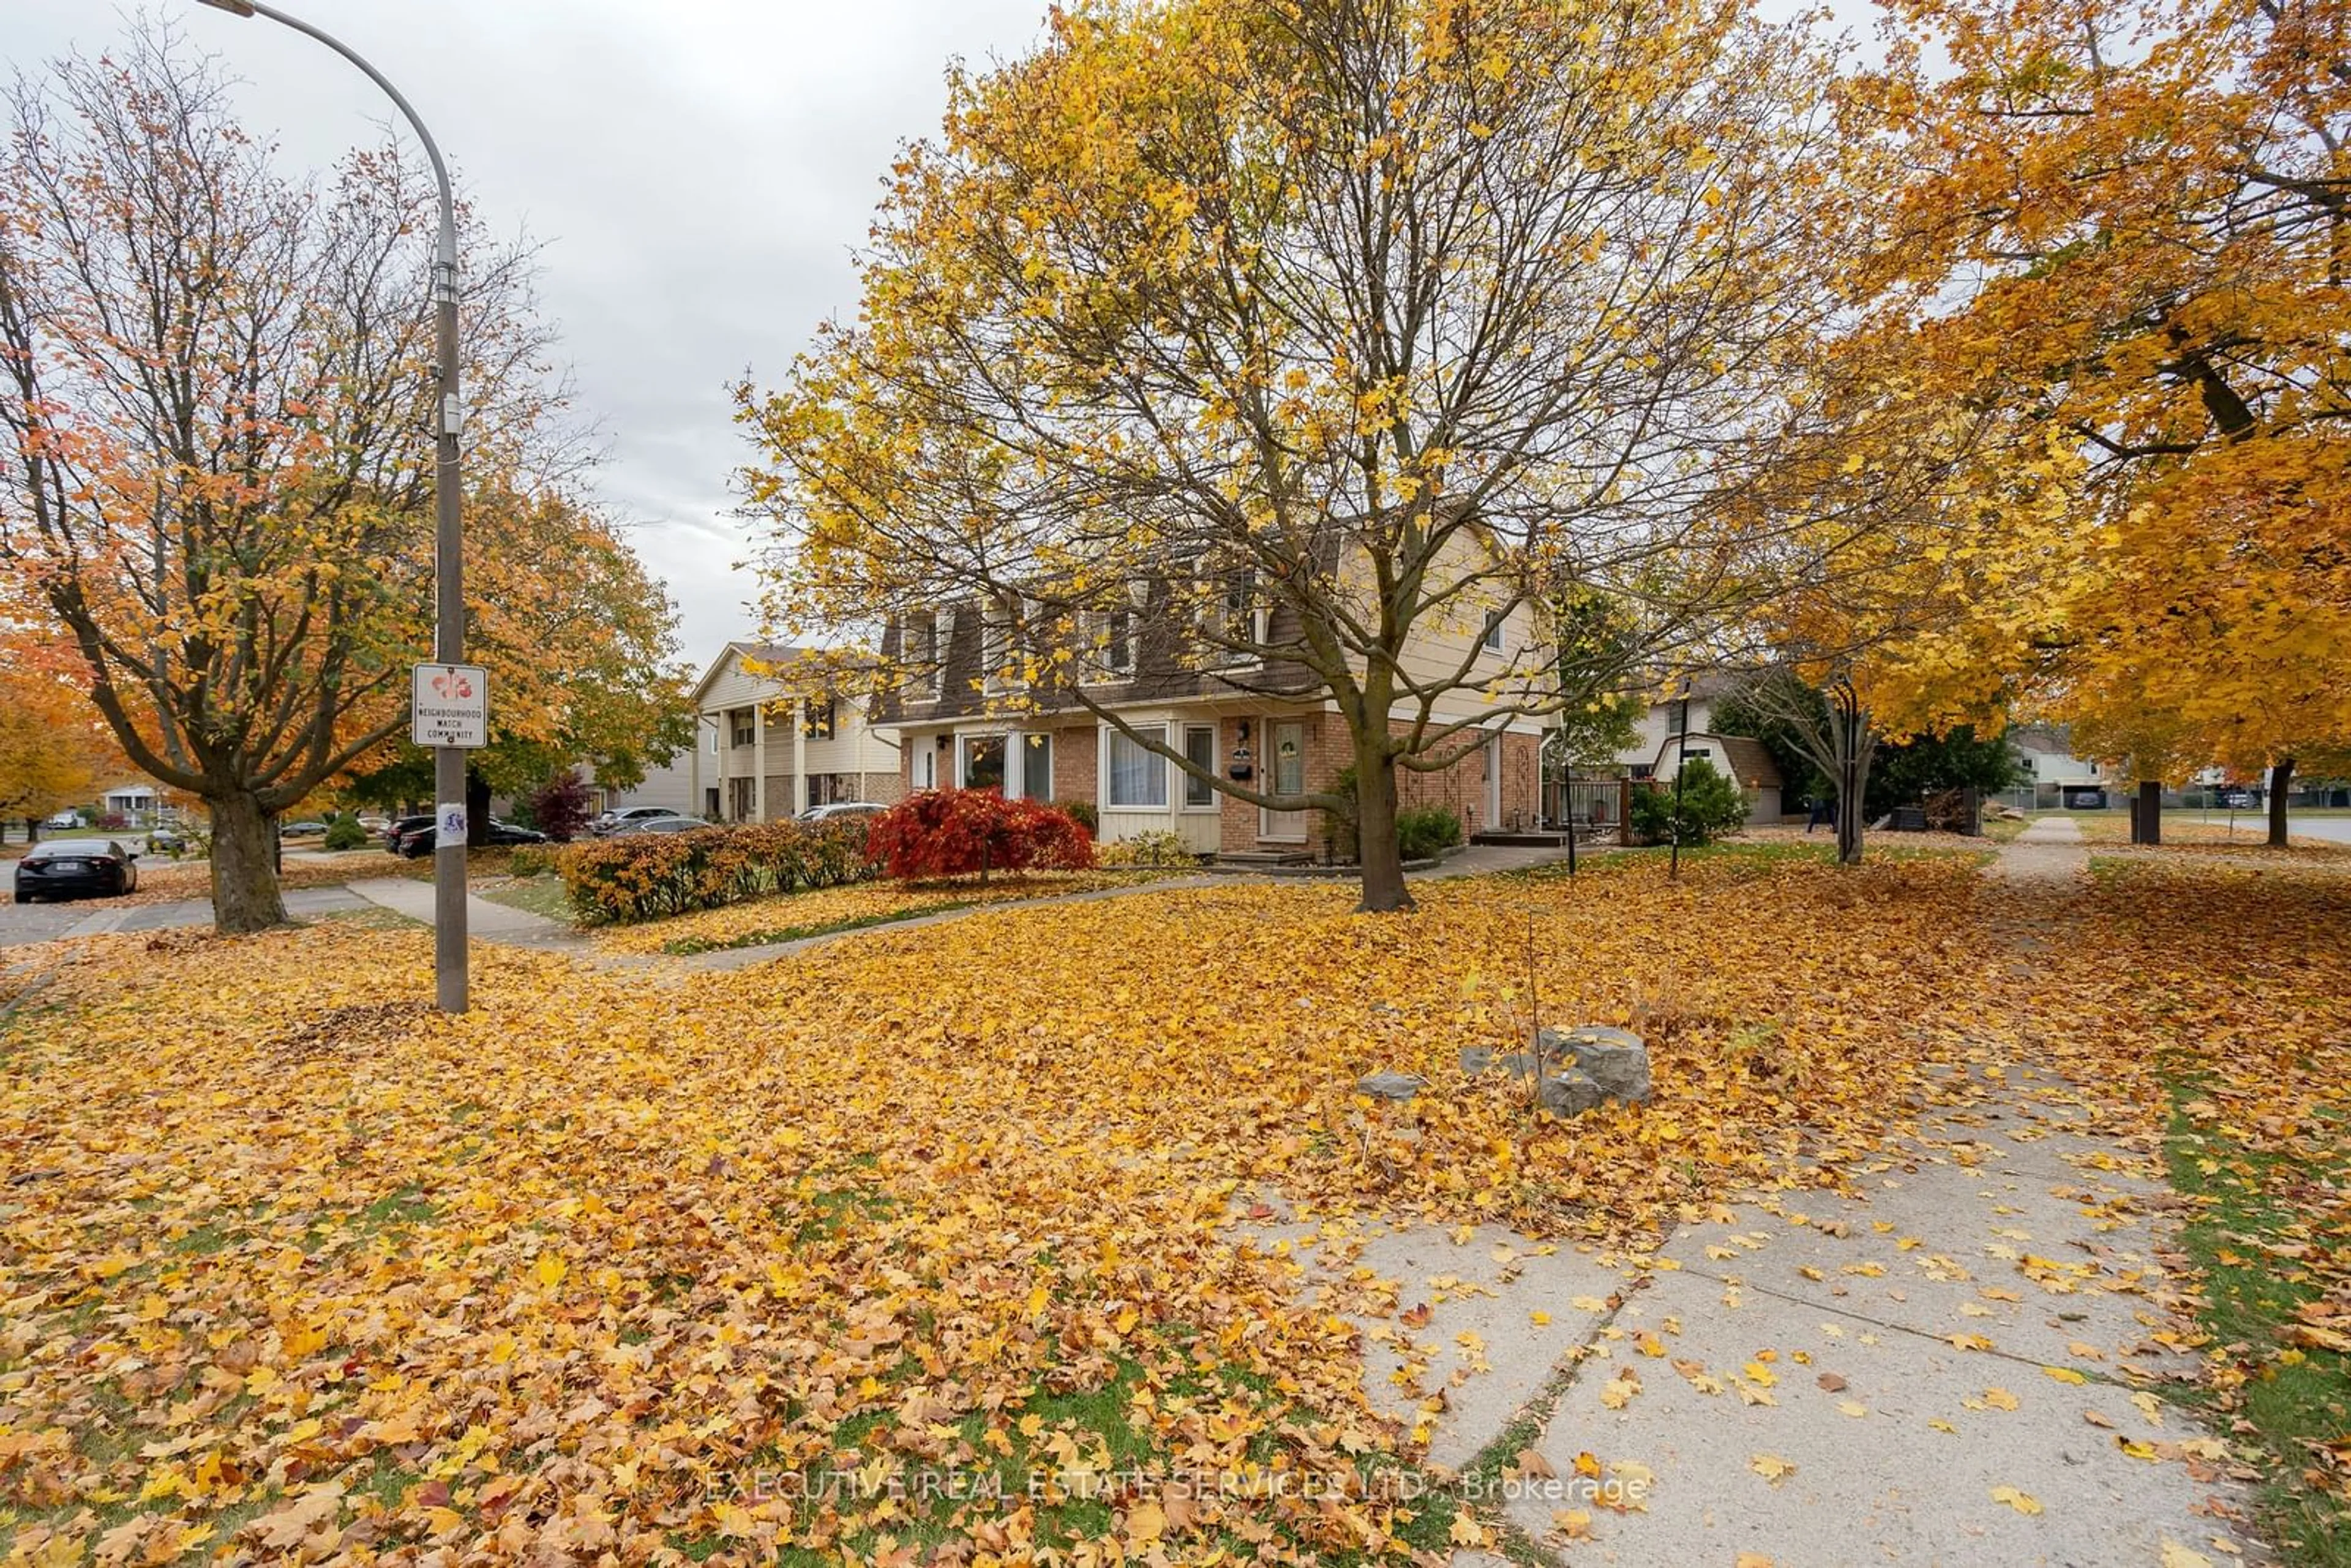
[692,647,898,821]
[1329,531,1553,731]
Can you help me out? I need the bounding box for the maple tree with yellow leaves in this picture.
[738,0,1888,910]
[1851,0,2351,839]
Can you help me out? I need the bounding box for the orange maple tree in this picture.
[0,27,680,926]
[1853,0,2351,841]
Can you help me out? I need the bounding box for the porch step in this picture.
[1469,830,1573,847]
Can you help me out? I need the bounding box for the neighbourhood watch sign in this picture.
[410,662,489,749]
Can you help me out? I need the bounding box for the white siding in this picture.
[599,754,693,815]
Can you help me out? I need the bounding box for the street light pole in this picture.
[195,0,468,1011]
[1668,686,1692,879]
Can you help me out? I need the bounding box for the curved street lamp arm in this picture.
[204,0,457,290]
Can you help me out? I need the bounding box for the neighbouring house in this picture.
[2008,724,2113,809]
[1610,678,1785,827]
[872,579,1548,858]
[680,643,904,822]
[99,782,159,824]
[585,752,696,820]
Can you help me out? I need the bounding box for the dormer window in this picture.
[1106,606,1133,673]
[1216,568,1259,664]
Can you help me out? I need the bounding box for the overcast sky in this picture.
[6,0,1052,673]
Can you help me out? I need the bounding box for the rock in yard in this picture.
[1356,1070,1426,1101]
[1538,1068,1603,1117]
[1540,1024,1652,1104]
[1458,1046,1535,1079]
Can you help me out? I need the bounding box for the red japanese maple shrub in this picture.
[865,789,1095,880]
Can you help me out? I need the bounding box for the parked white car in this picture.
[797,802,887,825]
[591,806,681,836]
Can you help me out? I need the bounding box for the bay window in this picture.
[1016,733,1054,801]
[1106,725,1168,808]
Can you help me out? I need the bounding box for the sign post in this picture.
[413,662,487,1011]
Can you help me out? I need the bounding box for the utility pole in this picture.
[1668,687,1692,879]
[197,0,471,1010]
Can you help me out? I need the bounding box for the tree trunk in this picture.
[466,767,492,849]
[209,788,288,932]
[1834,768,1862,865]
[2270,757,2294,847]
[24,817,37,845]
[1353,733,1414,914]
[2136,779,2161,846]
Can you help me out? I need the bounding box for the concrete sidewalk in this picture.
[342,877,590,954]
[1224,830,2261,1566]
[1993,815,2091,884]
[1237,1071,2252,1567]
[1501,1079,2242,1565]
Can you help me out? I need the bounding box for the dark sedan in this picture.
[14,838,140,902]
[394,817,547,858]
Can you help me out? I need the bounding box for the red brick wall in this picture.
[894,727,1093,806]
[1387,722,1542,837]
[888,712,1538,849]
[1212,711,1544,852]
[1050,724,1097,809]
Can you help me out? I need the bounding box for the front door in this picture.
[1259,719,1308,841]
[1484,734,1503,833]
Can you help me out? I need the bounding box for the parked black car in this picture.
[14,838,140,902]
[394,817,547,858]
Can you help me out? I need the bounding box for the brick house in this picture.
[872,578,1547,858]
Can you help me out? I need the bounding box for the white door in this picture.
[1259,719,1308,841]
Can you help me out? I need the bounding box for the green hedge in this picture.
[558,819,876,925]
[1397,806,1464,861]
[1629,756,1749,846]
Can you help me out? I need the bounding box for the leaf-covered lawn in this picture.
[2062,814,2351,856]
[2065,858,2351,1561]
[1,852,2343,1563]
